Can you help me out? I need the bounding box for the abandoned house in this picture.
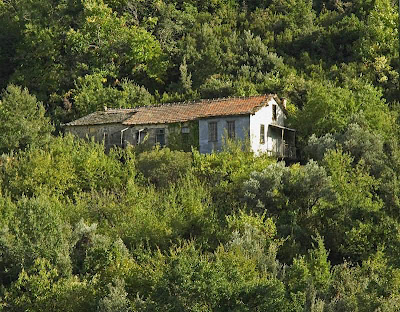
[64,94,296,158]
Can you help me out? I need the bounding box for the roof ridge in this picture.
[146,94,270,109]
[106,107,137,112]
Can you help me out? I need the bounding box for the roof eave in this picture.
[122,112,254,126]
[272,95,289,116]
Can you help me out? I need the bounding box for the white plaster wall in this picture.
[249,98,286,154]
[199,116,250,153]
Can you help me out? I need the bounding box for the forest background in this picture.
[0,0,400,310]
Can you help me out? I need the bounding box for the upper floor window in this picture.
[227,121,235,139]
[155,128,166,146]
[272,104,277,121]
[260,124,265,144]
[208,122,217,142]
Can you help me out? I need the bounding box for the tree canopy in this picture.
[1,0,400,310]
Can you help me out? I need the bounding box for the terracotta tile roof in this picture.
[65,109,137,126]
[64,95,283,127]
[123,95,274,126]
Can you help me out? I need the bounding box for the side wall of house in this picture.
[249,99,286,154]
[65,123,195,150]
[64,123,128,149]
[122,124,171,147]
[198,116,250,154]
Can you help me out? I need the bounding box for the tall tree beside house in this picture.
[0,85,53,154]
[71,73,155,117]
[293,79,394,143]
[1,0,166,119]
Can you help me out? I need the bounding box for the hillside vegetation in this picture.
[1,0,400,310]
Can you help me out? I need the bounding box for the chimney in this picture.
[103,105,108,111]
[282,98,287,109]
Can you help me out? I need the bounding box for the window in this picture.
[181,127,190,145]
[272,105,277,121]
[208,122,217,142]
[103,130,109,144]
[260,124,265,144]
[136,129,147,144]
[155,128,166,146]
[227,121,235,139]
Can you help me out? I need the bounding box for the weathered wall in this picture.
[198,116,250,154]
[64,123,128,149]
[249,98,286,155]
[122,124,171,147]
[66,123,174,149]
[167,121,199,152]
[65,122,198,150]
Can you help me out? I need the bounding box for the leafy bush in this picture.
[136,147,192,188]
[0,195,72,285]
[1,135,135,198]
[0,85,53,154]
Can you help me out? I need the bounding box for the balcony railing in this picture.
[267,141,296,159]
[283,143,296,159]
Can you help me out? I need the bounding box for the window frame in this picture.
[136,129,147,144]
[272,104,277,121]
[227,120,235,139]
[155,128,166,146]
[208,121,218,142]
[260,124,265,144]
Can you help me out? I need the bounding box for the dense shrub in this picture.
[136,147,192,188]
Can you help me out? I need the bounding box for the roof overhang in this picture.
[269,123,296,132]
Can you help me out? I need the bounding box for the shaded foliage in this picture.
[1,0,400,310]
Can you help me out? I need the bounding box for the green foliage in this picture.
[199,74,234,98]
[225,210,281,275]
[0,85,53,154]
[193,138,274,217]
[0,195,72,285]
[98,279,131,312]
[72,73,154,117]
[358,0,399,62]
[1,0,400,309]
[3,258,97,311]
[319,149,385,262]
[136,146,192,188]
[137,241,288,312]
[68,172,214,251]
[1,135,135,198]
[65,0,166,79]
[167,122,199,152]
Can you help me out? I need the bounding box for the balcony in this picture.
[267,141,296,159]
[266,125,296,159]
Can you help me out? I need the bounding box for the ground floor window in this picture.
[260,124,265,144]
[136,129,147,144]
[155,128,166,146]
[208,122,218,142]
[227,121,235,139]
